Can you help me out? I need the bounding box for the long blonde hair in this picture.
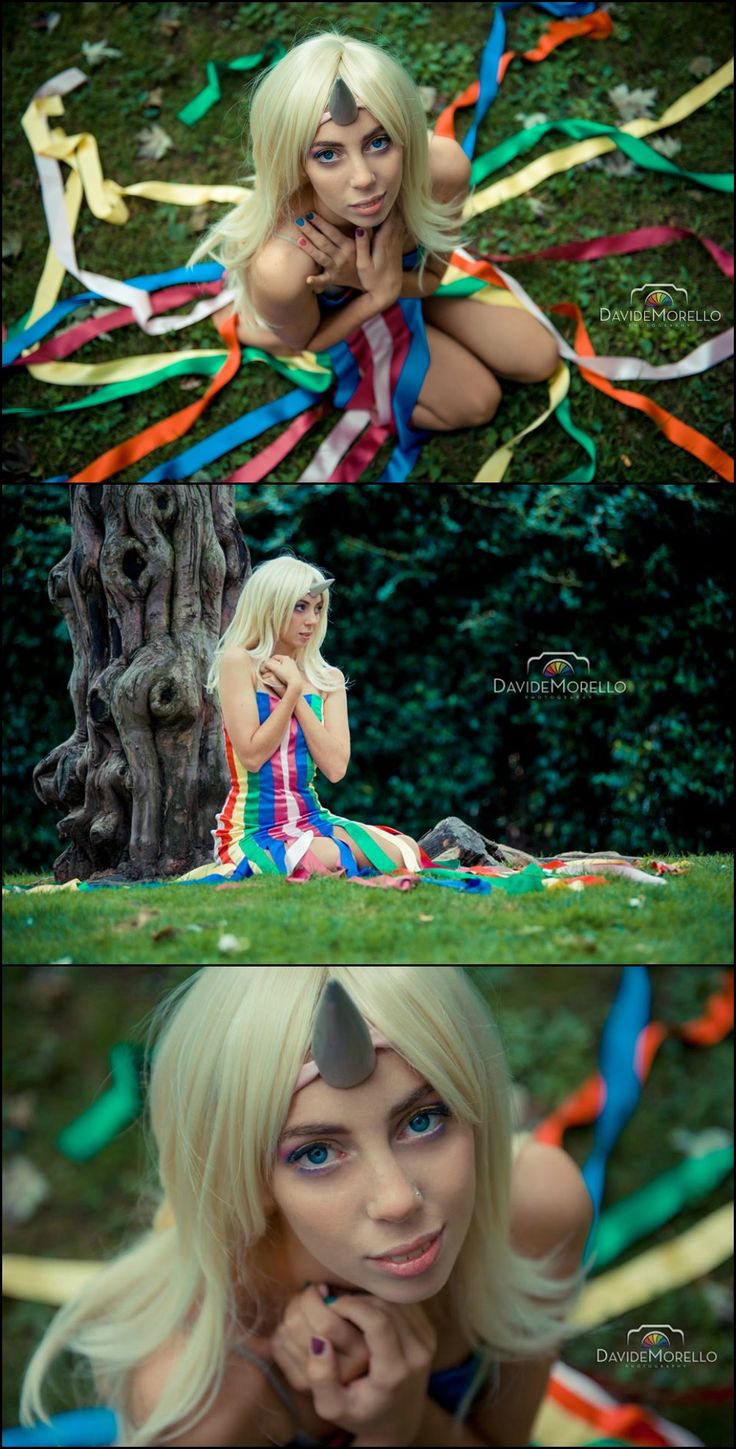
[185,28,474,336]
[19,968,594,1446]
[204,552,345,706]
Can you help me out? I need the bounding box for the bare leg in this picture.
[410,400,492,432]
[410,401,455,431]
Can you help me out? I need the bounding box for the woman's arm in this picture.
[294,696,348,782]
[399,271,442,299]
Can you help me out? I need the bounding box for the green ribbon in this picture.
[588,1144,734,1273]
[469,115,733,193]
[177,43,286,128]
[56,1042,144,1162]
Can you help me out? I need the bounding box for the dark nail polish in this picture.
[324,1294,337,1305]
[306,212,314,220]
[311,1337,326,1355]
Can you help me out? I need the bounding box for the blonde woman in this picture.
[187,30,559,434]
[19,968,594,1446]
[177,553,428,881]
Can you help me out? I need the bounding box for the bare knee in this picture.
[425,372,502,431]
[471,370,502,426]
[308,835,342,869]
[514,336,560,384]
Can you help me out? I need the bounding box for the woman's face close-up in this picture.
[303,109,404,234]
[283,593,324,653]
[264,1049,476,1309]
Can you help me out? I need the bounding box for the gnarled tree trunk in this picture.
[33,485,249,884]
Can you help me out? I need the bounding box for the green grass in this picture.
[2,1,732,482]
[3,854,733,963]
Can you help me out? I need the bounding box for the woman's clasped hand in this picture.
[298,212,363,293]
[299,209,404,307]
[269,1284,437,1444]
[264,654,302,690]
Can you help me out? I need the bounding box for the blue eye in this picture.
[313,135,391,165]
[286,1104,451,1175]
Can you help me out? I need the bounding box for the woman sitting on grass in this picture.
[177,552,427,882]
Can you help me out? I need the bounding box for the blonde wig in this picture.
[185,28,475,337]
[19,968,594,1446]
[204,552,346,708]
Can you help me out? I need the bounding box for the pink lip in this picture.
[369,1228,442,1260]
[368,1228,445,1278]
[351,193,386,211]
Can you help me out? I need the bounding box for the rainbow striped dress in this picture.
[177,688,422,882]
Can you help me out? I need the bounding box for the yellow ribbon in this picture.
[464,59,734,219]
[2,1253,101,1306]
[568,1200,733,1333]
[17,59,733,481]
[530,1202,733,1444]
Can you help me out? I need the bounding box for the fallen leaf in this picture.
[688,56,715,78]
[650,135,682,159]
[5,1093,38,1131]
[136,123,175,162]
[81,38,124,68]
[29,11,61,31]
[2,1156,51,1224]
[515,111,549,129]
[157,6,185,38]
[218,933,241,953]
[600,152,636,178]
[608,83,658,122]
[3,230,23,261]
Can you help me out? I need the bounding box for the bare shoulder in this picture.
[221,644,255,681]
[322,664,347,703]
[127,1329,288,1447]
[511,1141,593,1253]
[429,131,471,185]
[253,229,313,291]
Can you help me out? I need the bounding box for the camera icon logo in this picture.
[526,650,590,677]
[630,282,688,307]
[626,1324,685,1349]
